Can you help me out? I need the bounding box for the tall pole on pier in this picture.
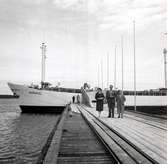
[107,53,109,88]
[98,64,100,87]
[121,36,124,92]
[163,48,167,89]
[40,43,47,87]
[133,20,137,111]
[114,45,117,89]
[101,59,103,89]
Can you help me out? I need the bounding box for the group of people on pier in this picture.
[72,94,80,104]
[95,85,126,118]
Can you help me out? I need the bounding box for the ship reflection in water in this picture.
[0,99,60,164]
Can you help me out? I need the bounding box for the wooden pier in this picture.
[38,104,167,164]
[57,111,115,163]
[42,105,116,164]
[81,105,167,164]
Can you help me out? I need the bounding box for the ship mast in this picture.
[40,43,47,88]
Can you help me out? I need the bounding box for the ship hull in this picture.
[20,105,65,114]
[8,83,77,113]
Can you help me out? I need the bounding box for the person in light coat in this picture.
[77,94,80,104]
[116,90,126,118]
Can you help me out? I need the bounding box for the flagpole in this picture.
[101,59,103,89]
[98,64,100,87]
[121,36,124,92]
[163,49,167,88]
[133,20,137,111]
[114,45,117,89]
[107,53,109,88]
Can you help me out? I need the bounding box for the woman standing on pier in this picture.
[95,88,105,117]
[116,90,126,118]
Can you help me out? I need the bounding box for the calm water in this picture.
[0,99,60,164]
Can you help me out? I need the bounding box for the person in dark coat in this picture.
[116,90,126,118]
[72,96,75,103]
[95,88,105,117]
[106,85,116,118]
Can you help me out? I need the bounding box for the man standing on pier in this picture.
[106,85,116,118]
[72,96,75,103]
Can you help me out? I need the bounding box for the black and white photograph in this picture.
[0,0,167,163]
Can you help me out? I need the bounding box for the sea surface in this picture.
[0,99,60,164]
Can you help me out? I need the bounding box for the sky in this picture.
[0,0,167,93]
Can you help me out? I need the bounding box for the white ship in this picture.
[7,43,79,113]
[8,82,78,113]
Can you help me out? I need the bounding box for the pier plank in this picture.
[57,108,116,164]
[104,119,167,149]
[105,121,167,163]
[125,114,167,130]
[81,105,167,164]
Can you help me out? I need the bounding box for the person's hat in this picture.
[98,87,102,91]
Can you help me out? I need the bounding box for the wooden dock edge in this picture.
[42,106,69,164]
